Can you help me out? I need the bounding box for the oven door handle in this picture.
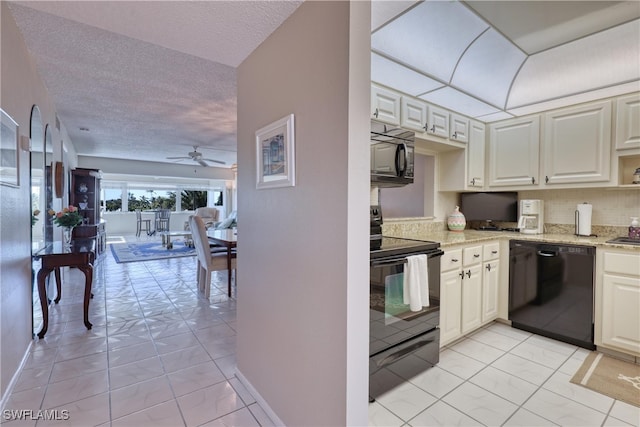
[370,258,407,267]
[376,337,434,369]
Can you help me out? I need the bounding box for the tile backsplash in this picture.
[519,188,640,227]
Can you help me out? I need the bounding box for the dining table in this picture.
[206,228,237,297]
[32,238,96,338]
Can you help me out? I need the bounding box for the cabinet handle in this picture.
[466,270,472,278]
[430,125,436,133]
[491,250,498,254]
[373,108,379,118]
[474,253,480,258]
[545,175,549,183]
[423,123,429,132]
[486,264,492,271]
[470,178,475,185]
[531,177,535,184]
[459,271,464,279]
[452,131,458,139]
[451,258,459,263]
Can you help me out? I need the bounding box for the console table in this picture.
[33,239,96,338]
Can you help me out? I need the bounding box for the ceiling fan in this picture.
[166,146,225,167]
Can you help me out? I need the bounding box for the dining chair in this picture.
[188,215,236,299]
[135,209,152,237]
[155,209,171,233]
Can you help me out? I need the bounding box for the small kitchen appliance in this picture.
[518,199,544,234]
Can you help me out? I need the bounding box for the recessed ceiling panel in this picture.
[475,111,515,122]
[371,53,443,96]
[508,19,640,109]
[372,1,488,82]
[419,87,500,118]
[452,29,526,108]
[371,0,419,32]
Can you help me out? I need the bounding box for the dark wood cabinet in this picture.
[70,168,106,254]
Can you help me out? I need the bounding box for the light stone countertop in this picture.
[386,229,640,251]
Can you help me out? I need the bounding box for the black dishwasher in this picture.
[509,240,596,349]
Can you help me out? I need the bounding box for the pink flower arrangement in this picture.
[48,205,83,227]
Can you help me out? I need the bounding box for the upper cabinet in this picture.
[488,116,540,187]
[615,93,640,150]
[467,121,485,188]
[543,100,612,185]
[400,96,428,132]
[450,113,469,143]
[371,83,401,125]
[438,120,484,191]
[426,104,450,139]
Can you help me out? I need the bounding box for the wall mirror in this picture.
[44,124,53,244]
[30,106,44,337]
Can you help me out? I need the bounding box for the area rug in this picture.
[110,241,196,263]
[571,351,640,407]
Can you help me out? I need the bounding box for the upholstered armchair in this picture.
[194,207,219,228]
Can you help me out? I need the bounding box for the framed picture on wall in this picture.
[0,109,19,187]
[255,114,295,189]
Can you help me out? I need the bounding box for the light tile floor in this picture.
[5,238,640,426]
[4,239,273,427]
[369,322,640,427]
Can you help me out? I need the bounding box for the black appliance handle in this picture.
[370,249,444,267]
[395,143,407,177]
[537,250,557,257]
[376,338,434,369]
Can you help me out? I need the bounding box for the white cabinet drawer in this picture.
[442,249,463,272]
[483,242,500,261]
[604,252,640,276]
[463,245,483,266]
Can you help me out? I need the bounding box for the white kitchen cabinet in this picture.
[489,116,540,187]
[467,121,485,188]
[543,100,612,185]
[371,83,401,125]
[599,250,640,356]
[437,120,485,191]
[426,104,449,139]
[450,113,469,143]
[615,93,640,150]
[400,96,428,132]
[440,243,502,346]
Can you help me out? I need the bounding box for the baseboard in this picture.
[235,368,284,427]
[0,339,33,412]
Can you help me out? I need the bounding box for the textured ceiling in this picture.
[7,1,302,168]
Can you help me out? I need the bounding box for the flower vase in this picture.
[63,227,75,246]
[447,206,466,232]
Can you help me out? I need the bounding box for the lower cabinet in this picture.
[440,241,501,347]
[598,250,640,356]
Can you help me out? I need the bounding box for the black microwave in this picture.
[370,121,415,187]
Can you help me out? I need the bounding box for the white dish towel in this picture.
[403,254,429,312]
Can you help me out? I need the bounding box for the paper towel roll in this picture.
[576,203,592,236]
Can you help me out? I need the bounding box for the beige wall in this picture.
[236,2,370,425]
[0,2,61,402]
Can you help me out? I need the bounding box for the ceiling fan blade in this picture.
[202,158,226,165]
[166,156,191,160]
[197,159,209,167]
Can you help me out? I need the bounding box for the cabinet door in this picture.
[371,84,401,125]
[467,121,485,188]
[601,274,640,355]
[400,97,428,132]
[489,116,540,187]
[615,93,640,150]
[482,260,499,323]
[440,269,462,346]
[450,113,469,143]
[461,264,482,334]
[543,100,611,184]
[427,104,449,138]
